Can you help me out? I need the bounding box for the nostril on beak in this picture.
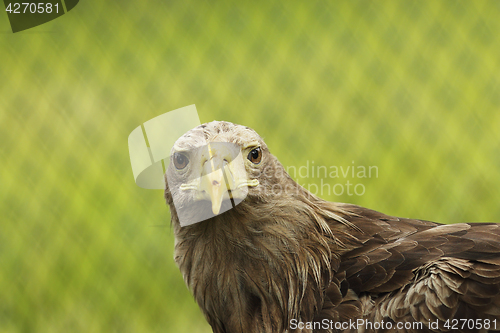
[212,180,220,186]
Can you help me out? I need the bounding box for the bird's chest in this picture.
[178,234,298,329]
[179,233,280,292]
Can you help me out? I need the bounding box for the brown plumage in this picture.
[164,121,500,332]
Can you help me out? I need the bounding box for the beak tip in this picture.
[212,203,222,215]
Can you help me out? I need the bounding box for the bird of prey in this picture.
[164,121,500,333]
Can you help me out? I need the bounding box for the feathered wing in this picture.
[322,203,500,332]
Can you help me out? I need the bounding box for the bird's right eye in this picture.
[247,147,262,164]
[173,153,189,170]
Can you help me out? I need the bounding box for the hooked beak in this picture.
[200,164,227,215]
[179,143,259,215]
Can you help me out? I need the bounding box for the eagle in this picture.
[164,121,500,333]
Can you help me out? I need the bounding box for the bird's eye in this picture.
[173,153,189,169]
[247,147,262,164]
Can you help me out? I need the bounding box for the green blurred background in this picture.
[1,1,500,332]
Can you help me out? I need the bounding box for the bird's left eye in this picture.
[173,153,189,169]
[247,147,262,164]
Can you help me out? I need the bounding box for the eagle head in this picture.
[164,120,289,227]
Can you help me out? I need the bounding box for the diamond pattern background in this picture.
[1,1,500,332]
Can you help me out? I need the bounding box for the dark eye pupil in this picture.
[248,147,262,164]
[173,153,188,169]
